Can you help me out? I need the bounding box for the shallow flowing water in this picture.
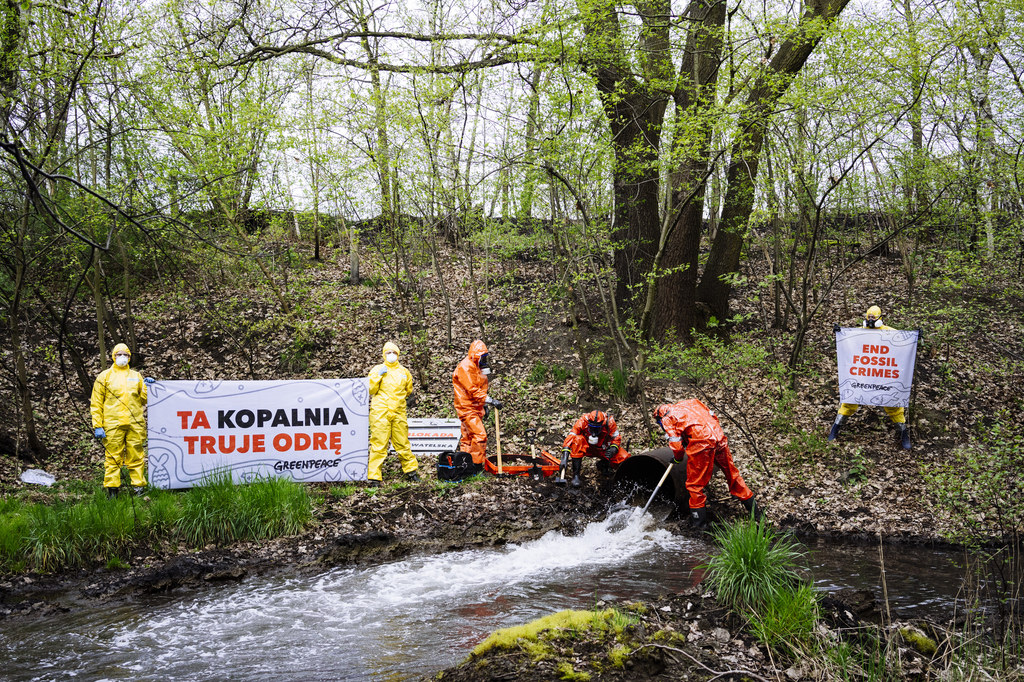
[0,509,976,681]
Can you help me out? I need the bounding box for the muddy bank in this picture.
[0,466,974,625]
[429,586,951,682]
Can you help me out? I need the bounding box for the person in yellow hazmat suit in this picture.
[367,341,418,486]
[829,305,911,450]
[91,343,154,497]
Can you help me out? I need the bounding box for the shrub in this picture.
[924,410,1024,545]
[702,519,803,613]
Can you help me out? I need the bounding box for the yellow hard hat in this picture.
[865,305,882,320]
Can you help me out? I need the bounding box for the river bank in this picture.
[5,473,1002,682]
[0,467,970,622]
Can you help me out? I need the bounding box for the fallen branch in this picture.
[631,643,771,682]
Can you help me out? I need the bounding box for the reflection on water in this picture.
[802,539,973,619]
[0,510,978,682]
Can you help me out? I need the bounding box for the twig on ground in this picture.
[631,643,771,682]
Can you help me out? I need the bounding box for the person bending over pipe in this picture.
[367,341,418,487]
[560,410,630,487]
[828,304,911,450]
[452,339,501,472]
[653,400,762,530]
[91,343,153,498]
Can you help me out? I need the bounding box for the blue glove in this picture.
[94,427,106,440]
[491,399,504,410]
[378,368,388,376]
[144,377,155,385]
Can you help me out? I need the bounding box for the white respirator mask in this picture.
[587,435,599,445]
[115,355,129,367]
[385,352,398,363]
[482,367,491,376]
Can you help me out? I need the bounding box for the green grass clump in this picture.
[702,519,803,612]
[22,493,138,572]
[0,474,313,574]
[703,519,820,657]
[748,583,818,656]
[329,484,359,499]
[176,471,312,545]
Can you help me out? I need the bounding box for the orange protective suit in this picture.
[452,339,490,464]
[562,411,630,467]
[656,400,753,510]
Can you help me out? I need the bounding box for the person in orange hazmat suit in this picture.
[559,410,630,487]
[653,400,761,530]
[452,339,501,472]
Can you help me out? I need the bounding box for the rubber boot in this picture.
[896,423,911,450]
[689,507,708,531]
[570,458,582,488]
[105,486,120,499]
[828,414,846,442]
[554,450,570,485]
[406,471,421,483]
[741,496,764,523]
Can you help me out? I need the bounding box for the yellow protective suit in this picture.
[367,341,417,482]
[90,343,148,489]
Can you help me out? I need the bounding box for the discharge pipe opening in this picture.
[613,447,689,510]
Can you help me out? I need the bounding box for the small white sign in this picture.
[396,418,462,456]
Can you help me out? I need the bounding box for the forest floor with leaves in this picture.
[1,239,1022,679]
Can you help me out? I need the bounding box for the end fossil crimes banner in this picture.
[835,328,920,409]
[147,379,370,489]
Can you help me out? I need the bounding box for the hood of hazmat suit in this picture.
[657,399,724,457]
[453,339,489,415]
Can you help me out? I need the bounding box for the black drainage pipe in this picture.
[613,447,689,509]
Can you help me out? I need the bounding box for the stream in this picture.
[0,508,977,681]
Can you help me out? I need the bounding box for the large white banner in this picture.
[147,379,370,489]
[836,328,920,408]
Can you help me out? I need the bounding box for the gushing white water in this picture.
[1,509,703,682]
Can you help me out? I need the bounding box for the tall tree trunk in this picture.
[9,207,44,460]
[650,0,726,341]
[698,0,852,324]
[518,67,544,221]
[582,0,671,313]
